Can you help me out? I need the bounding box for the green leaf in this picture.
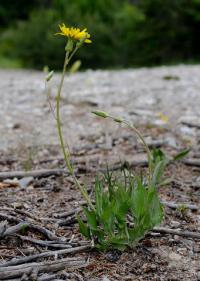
[77,216,90,238]
[159,177,173,186]
[95,177,103,216]
[101,202,115,233]
[151,160,168,186]
[173,149,190,161]
[131,181,147,222]
[147,187,163,226]
[128,225,148,245]
[83,208,97,230]
[107,236,128,251]
[151,148,167,165]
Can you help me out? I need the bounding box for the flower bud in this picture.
[113,117,123,123]
[92,110,109,118]
[70,60,81,73]
[45,70,54,82]
[65,39,74,52]
[76,35,87,48]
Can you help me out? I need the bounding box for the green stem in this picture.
[56,50,94,211]
[109,116,152,185]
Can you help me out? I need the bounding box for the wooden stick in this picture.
[54,208,81,219]
[28,223,60,241]
[18,235,71,249]
[0,257,86,279]
[8,273,63,281]
[0,215,60,241]
[153,227,200,239]
[0,222,29,238]
[183,158,200,167]
[0,245,90,267]
[0,169,66,180]
[161,200,198,211]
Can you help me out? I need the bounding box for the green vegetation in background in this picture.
[0,0,200,69]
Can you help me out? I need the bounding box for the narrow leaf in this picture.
[173,149,190,161]
[77,216,90,238]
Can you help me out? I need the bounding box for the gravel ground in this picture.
[0,65,200,151]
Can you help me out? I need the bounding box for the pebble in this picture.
[169,252,182,261]
[105,250,121,262]
[171,220,181,228]
[103,277,111,281]
[174,235,181,241]
[177,247,187,256]
[18,176,34,188]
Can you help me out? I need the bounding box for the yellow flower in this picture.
[55,24,92,43]
[157,112,169,123]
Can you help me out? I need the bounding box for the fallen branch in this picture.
[161,200,198,211]
[0,245,91,267]
[58,217,77,226]
[29,223,60,241]
[0,222,29,239]
[0,217,60,241]
[18,235,71,249]
[153,227,200,239]
[9,272,63,281]
[183,158,200,167]
[54,208,81,219]
[0,257,86,279]
[0,213,21,223]
[0,169,66,181]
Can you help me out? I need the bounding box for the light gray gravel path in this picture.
[0,65,200,151]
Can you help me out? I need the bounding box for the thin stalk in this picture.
[56,50,94,210]
[109,116,152,184]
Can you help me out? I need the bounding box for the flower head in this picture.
[55,24,92,43]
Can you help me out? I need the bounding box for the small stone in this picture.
[12,123,21,129]
[18,177,34,188]
[105,250,121,262]
[177,247,187,256]
[171,220,181,228]
[188,250,194,257]
[142,263,151,273]
[103,277,111,281]
[174,235,180,241]
[169,252,182,261]
[12,202,23,209]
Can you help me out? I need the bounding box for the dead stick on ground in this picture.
[54,208,82,219]
[0,257,87,279]
[29,223,60,241]
[0,169,67,180]
[153,227,200,239]
[183,158,200,167]
[0,245,91,268]
[0,222,29,239]
[0,216,60,241]
[7,272,63,281]
[18,235,71,249]
[161,201,198,211]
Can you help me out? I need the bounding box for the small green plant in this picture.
[46,24,187,251]
[151,147,190,186]
[176,204,189,219]
[78,168,163,250]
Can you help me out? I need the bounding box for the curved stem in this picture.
[109,116,152,185]
[56,50,94,210]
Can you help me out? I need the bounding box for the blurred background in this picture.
[0,0,200,70]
